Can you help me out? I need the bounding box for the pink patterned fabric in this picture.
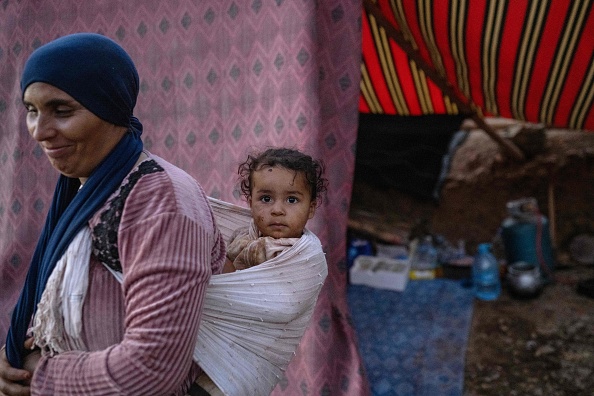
[0,1,369,394]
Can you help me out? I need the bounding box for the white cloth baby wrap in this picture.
[32,197,328,395]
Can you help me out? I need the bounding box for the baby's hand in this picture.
[233,238,267,270]
[226,234,252,262]
[226,225,251,262]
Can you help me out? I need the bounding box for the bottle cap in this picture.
[477,243,491,254]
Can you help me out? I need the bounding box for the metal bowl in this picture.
[506,261,543,299]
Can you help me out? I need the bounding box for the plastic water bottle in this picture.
[412,235,438,270]
[472,243,501,301]
[347,237,372,268]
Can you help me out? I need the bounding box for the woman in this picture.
[0,33,225,395]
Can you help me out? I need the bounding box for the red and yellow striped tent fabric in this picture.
[360,0,594,131]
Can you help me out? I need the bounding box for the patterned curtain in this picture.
[0,1,369,394]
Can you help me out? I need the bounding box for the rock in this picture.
[534,344,556,357]
[506,123,547,158]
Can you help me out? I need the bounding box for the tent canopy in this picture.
[360,0,594,132]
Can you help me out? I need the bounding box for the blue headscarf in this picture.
[6,33,144,368]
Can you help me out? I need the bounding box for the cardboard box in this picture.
[349,255,411,291]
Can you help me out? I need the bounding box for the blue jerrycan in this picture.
[501,198,555,283]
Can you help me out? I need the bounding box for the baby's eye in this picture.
[287,196,299,204]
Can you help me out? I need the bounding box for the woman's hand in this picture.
[21,339,40,383]
[0,345,31,396]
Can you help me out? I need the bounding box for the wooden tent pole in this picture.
[363,0,525,161]
[548,169,557,248]
[470,114,525,161]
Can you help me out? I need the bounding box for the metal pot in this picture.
[506,261,543,299]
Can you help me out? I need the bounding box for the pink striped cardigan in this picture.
[31,153,226,395]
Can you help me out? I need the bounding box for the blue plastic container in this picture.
[472,243,501,301]
[501,214,555,282]
[347,237,373,268]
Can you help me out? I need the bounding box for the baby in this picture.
[223,147,328,273]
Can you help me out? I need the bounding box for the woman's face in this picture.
[23,82,127,183]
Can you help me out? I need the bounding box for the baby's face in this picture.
[249,165,316,238]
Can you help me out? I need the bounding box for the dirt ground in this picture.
[463,264,594,396]
[349,120,594,395]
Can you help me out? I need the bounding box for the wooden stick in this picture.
[548,172,556,248]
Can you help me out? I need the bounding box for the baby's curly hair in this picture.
[238,147,328,206]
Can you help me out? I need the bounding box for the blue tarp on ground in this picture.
[348,279,474,396]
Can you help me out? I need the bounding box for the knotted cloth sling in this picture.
[194,198,328,395]
[32,197,328,395]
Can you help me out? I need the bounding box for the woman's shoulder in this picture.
[141,153,212,217]
[92,152,211,226]
[141,152,199,190]
[131,153,204,197]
